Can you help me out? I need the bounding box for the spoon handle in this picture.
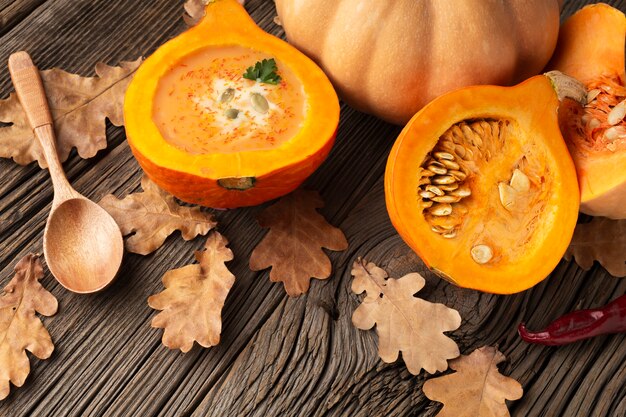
[8,51,80,206]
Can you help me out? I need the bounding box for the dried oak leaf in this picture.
[183,0,245,26]
[0,58,142,168]
[564,217,626,277]
[423,346,523,417]
[0,254,58,400]
[148,232,235,352]
[99,175,216,255]
[351,258,461,375]
[249,190,348,297]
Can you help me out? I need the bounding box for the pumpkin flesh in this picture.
[385,76,579,294]
[548,4,626,218]
[125,0,339,208]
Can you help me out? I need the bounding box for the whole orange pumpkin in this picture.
[275,0,562,124]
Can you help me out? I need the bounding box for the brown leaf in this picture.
[183,0,209,26]
[351,258,461,375]
[148,232,235,352]
[423,346,523,417]
[0,58,142,168]
[249,190,348,297]
[99,175,216,255]
[564,217,626,277]
[183,0,245,26]
[0,254,58,400]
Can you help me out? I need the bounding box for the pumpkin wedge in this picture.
[548,4,626,219]
[385,74,580,294]
[124,0,339,208]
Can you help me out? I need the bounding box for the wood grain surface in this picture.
[0,1,624,416]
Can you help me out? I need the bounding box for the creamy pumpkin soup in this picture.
[152,46,306,154]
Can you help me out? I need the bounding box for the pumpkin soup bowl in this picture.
[125,0,339,208]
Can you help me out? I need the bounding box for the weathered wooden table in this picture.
[0,1,625,416]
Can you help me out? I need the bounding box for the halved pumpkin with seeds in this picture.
[548,3,626,219]
[385,74,580,294]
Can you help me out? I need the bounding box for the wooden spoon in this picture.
[8,51,124,293]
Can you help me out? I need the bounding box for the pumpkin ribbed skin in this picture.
[275,0,561,124]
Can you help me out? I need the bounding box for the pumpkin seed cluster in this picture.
[581,77,626,151]
[418,119,510,242]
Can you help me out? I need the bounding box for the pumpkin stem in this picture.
[545,71,588,106]
[217,177,256,190]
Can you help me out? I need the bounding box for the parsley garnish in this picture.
[243,58,282,85]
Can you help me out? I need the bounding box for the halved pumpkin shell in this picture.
[124,0,339,208]
[385,75,580,294]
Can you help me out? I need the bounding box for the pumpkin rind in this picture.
[385,76,580,294]
[124,0,339,208]
[275,0,561,124]
[548,4,626,219]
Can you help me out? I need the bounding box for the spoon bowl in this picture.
[44,198,124,293]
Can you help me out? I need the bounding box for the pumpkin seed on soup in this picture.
[220,87,235,103]
[251,92,269,114]
[225,108,240,119]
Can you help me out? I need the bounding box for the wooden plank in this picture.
[0,0,623,416]
[188,183,626,417]
[0,0,47,37]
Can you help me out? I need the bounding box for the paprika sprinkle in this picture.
[518,294,626,346]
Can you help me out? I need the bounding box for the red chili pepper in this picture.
[518,294,626,346]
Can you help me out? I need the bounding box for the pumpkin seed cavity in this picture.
[417,118,545,265]
[418,119,503,240]
[574,75,626,152]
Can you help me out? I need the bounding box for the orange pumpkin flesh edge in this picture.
[124,0,339,208]
[548,4,626,219]
[385,76,580,294]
